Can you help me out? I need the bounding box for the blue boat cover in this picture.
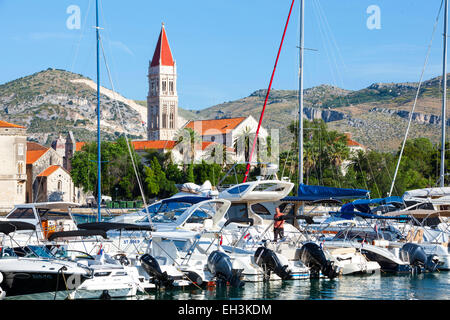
[352,196,403,213]
[348,211,410,220]
[281,184,370,202]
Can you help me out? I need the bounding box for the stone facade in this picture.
[147,24,179,141]
[35,166,75,203]
[0,122,27,211]
[26,142,64,203]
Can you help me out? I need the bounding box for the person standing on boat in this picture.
[273,207,285,241]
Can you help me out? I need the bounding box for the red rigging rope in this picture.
[243,0,296,183]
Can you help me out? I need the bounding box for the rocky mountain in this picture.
[0,68,147,145]
[0,68,448,152]
[185,77,450,152]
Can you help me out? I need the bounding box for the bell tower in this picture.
[147,23,178,141]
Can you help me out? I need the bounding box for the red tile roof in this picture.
[27,149,49,165]
[184,117,247,136]
[0,120,26,129]
[150,24,175,67]
[132,140,176,151]
[27,141,48,151]
[75,142,87,151]
[37,165,61,177]
[344,132,365,148]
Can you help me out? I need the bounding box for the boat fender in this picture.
[254,247,292,280]
[0,271,3,284]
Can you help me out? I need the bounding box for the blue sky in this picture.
[0,0,447,110]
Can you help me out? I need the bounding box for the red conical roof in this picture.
[150,24,175,67]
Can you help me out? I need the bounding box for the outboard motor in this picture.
[140,254,174,288]
[297,242,339,279]
[254,247,292,281]
[400,243,440,273]
[207,250,244,288]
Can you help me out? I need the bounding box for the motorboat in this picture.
[0,221,93,298]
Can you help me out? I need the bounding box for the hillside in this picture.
[185,77,450,152]
[0,68,448,152]
[0,68,147,145]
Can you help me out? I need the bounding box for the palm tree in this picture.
[204,143,235,167]
[233,126,255,163]
[174,127,202,170]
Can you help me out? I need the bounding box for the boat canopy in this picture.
[387,209,450,218]
[350,211,411,220]
[281,184,369,202]
[403,187,450,199]
[0,221,36,235]
[47,229,108,241]
[77,222,154,232]
[352,196,404,213]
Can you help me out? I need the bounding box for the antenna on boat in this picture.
[440,0,448,188]
[95,0,102,222]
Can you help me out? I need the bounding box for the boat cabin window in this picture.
[253,183,284,192]
[227,185,249,195]
[251,203,271,216]
[225,203,248,221]
[7,208,35,220]
[186,209,210,224]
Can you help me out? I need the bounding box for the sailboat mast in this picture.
[441,0,448,188]
[96,0,102,222]
[298,0,305,194]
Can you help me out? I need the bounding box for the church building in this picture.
[147,23,179,141]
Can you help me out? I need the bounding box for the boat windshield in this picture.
[0,245,55,259]
[138,201,193,224]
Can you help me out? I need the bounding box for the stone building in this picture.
[26,141,64,203]
[35,165,75,203]
[0,120,27,211]
[147,23,180,141]
[184,115,268,163]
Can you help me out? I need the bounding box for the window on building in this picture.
[169,113,174,129]
[162,113,167,129]
[162,80,167,93]
[17,161,24,174]
[17,183,23,195]
[57,180,62,192]
[169,81,174,94]
[17,143,24,156]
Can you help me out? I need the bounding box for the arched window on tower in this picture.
[169,81,174,95]
[162,113,167,129]
[17,161,24,174]
[169,113,174,129]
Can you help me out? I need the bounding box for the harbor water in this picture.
[5,271,449,301]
